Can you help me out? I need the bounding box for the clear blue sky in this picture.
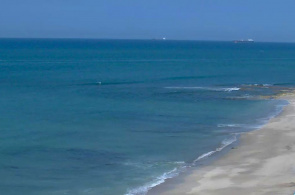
[1,0,294,42]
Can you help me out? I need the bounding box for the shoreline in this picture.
[148,93,295,195]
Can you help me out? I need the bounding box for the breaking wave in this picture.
[126,134,238,195]
[165,86,240,92]
[125,167,185,195]
[193,134,238,163]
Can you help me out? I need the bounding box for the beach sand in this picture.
[148,94,295,195]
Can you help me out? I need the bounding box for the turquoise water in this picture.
[0,39,294,195]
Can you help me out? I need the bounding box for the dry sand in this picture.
[149,94,295,195]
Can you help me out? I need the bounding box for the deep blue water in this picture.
[0,39,294,195]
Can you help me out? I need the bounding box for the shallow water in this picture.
[0,39,294,195]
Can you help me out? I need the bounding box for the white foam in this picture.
[194,134,238,163]
[217,124,244,128]
[222,87,240,92]
[125,167,183,195]
[194,151,216,162]
[217,123,260,130]
[126,134,238,195]
[219,135,238,150]
[126,100,288,195]
[165,86,240,92]
[125,102,287,195]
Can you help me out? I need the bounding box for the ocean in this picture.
[0,39,294,195]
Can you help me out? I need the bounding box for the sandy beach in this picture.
[149,94,295,195]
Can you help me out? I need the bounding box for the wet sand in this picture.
[149,94,295,195]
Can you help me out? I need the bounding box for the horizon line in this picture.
[0,37,294,43]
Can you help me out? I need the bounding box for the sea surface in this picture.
[0,39,294,195]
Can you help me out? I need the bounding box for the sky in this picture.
[0,0,295,42]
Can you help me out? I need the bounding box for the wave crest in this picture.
[125,167,185,195]
[165,86,240,92]
[193,134,238,163]
[126,134,238,195]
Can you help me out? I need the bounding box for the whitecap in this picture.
[217,124,244,128]
[165,86,240,92]
[222,87,240,92]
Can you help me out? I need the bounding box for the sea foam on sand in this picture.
[148,93,295,195]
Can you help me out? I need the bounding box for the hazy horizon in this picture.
[1,0,295,42]
[1,38,295,44]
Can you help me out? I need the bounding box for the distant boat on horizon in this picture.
[152,37,166,41]
[234,39,254,43]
